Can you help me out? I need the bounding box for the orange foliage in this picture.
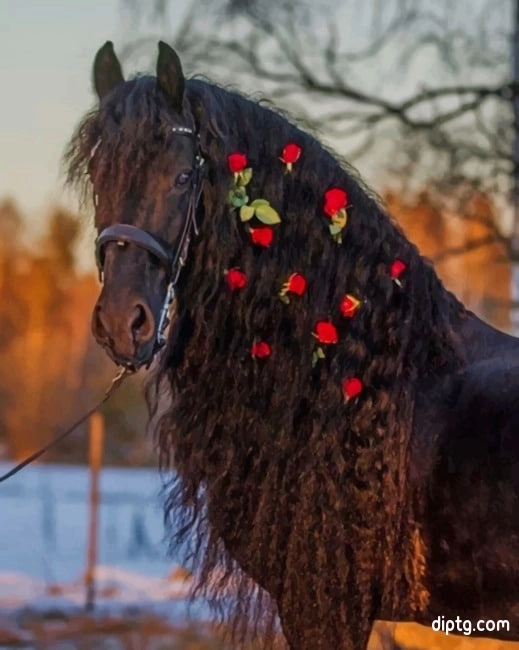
[0,199,151,465]
[0,190,511,463]
[384,189,510,331]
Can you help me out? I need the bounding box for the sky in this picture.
[0,0,182,268]
[0,1,125,216]
[0,0,503,270]
[0,0,417,220]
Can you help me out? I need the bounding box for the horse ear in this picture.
[93,41,124,101]
[156,41,185,115]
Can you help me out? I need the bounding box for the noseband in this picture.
[94,125,205,367]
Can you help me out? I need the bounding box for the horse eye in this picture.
[175,171,192,187]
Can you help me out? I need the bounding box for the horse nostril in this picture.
[130,303,154,344]
[92,305,109,342]
[131,305,146,332]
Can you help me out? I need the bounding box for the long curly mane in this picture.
[67,76,468,648]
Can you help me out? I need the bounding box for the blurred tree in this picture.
[385,189,511,330]
[0,200,152,464]
[44,207,81,276]
[0,199,27,350]
[122,0,513,196]
[0,198,23,251]
[0,205,83,458]
[123,0,519,328]
[0,199,27,446]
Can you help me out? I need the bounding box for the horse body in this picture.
[65,41,519,649]
[412,314,519,639]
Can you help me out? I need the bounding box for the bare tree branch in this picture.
[122,0,516,272]
[432,235,509,262]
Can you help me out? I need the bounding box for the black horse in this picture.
[65,41,519,649]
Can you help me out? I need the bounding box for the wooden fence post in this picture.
[85,412,104,612]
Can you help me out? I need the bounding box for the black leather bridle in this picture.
[94,125,205,367]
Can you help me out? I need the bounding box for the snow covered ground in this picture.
[0,461,199,618]
[1,464,514,649]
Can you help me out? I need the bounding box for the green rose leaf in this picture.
[240,205,256,222]
[331,208,347,228]
[312,346,326,368]
[329,223,343,235]
[250,199,270,208]
[232,193,249,208]
[255,204,281,225]
[238,168,253,186]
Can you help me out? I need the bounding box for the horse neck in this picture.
[456,311,519,363]
[192,82,515,370]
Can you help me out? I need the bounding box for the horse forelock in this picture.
[65,76,180,214]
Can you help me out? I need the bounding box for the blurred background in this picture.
[0,0,517,647]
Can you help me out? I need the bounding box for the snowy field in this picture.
[0,463,515,648]
[0,461,199,618]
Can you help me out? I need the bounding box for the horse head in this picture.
[87,41,203,369]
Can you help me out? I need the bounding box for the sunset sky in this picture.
[0,1,124,215]
[0,0,395,220]
[0,0,182,267]
[0,0,500,270]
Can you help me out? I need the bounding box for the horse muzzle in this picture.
[91,294,160,369]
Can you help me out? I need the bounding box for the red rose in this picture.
[251,341,271,358]
[250,227,273,247]
[226,268,247,291]
[342,377,363,401]
[281,143,302,164]
[314,320,338,344]
[339,294,361,318]
[228,152,248,173]
[324,188,348,218]
[389,259,406,280]
[286,273,307,295]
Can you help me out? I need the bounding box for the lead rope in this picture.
[0,366,132,483]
